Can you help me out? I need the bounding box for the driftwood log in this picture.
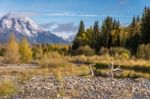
[88,62,122,77]
[89,64,95,76]
[107,62,123,78]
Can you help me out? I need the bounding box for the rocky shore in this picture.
[11,76,150,99]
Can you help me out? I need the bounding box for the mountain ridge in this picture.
[0,13,69,44]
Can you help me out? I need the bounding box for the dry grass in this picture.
[38,52,91,79]
[69,55,88,64]
[67,55,150,78]
[92,55,150,66]
[0,79,17,96]
[68,54,150,68]
[38,52,67,68]
[0,53,149,79]
[16,69,37,83]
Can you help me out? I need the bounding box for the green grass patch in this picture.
[94,63,150,74]
[94,69,150,79]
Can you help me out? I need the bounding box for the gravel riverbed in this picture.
[0,76,150,99]
[12,76,150,99]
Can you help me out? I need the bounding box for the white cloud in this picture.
[47,12,131,18]
[52,22,78,33]
[47,12,97,17]
[0,11,131,19]
[53,32,75,40]
[40,22,78,39]
[41,22,78,33]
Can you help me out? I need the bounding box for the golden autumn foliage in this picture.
[5,34,20,64]
[19,37,32,63]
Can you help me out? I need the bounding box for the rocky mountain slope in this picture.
[0,13,68,44]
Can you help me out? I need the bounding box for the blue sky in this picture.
[0,0,150,39]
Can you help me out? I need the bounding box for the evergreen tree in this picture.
[119,27,128,47]
[141,7,150,44]
[77,20,85,36]
[91,21,101,53]
[112,19,121,47]
[136,15,140,22]
[71,7,150,56]
[101,16,113,48]
[84,27,93,45]
[5,34,20,64]
[115,34,121,47]
[126,16,141,53]
[93,21,100,34]
[72,20,85,50]
[19,37,32,63]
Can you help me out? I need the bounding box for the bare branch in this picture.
[107,62,123,78]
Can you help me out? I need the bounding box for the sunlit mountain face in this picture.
[0,13,69,44]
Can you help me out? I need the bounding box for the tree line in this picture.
[3,34,69,64]
[71,7,150,56]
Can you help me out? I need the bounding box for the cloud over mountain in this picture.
[52,22,78,33]
[0,13,68,44]
[41,22,78,33]
[40,22,78,40]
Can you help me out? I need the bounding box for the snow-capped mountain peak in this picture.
[0,13,44,37]
[0,13,69,44]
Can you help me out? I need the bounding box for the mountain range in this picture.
[0,14,69,44]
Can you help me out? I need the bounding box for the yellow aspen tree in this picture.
[19,37,32,63]
[5,34,20,64]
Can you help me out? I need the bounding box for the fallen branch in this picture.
[107,62,123,78]
[89,64,95,76]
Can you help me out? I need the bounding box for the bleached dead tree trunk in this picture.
[89,64,95,76]
[107,62,122,78]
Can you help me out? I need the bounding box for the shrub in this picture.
[0,79,16,96]
[137,44,145,59]
[0,48,5,56]
[94,69,108,77]
[38,54,50,68]
[54,67,62,81]
[99,47,109,55]
[71,55,87,63]
[46,44,69,55]
[119,52,130,60]
[109,47,131,59]
[38,51,67,68]
[137,43,150,59]
[120,71,130,78]
[145,44,150,59]
[74,45,95,56]
[32,45,43,60]
[77,65,90,76]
